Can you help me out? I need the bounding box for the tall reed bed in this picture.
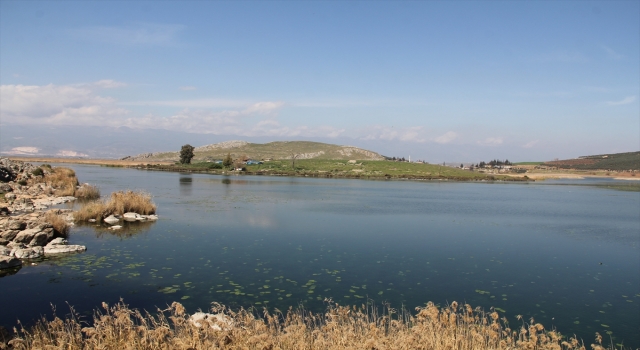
[44,211,70,237]
[74,190,156,222]
[7,300,615,350]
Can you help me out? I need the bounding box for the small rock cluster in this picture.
[102,212,158,230]
[1,158,87,271]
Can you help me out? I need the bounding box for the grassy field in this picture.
[544,151,640,171]
[143,159,524,181]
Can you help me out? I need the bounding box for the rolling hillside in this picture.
[123,141,385,162]
[543,151,639,171]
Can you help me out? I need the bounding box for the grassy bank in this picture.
[7,300,614,350]
[140,159,527,181]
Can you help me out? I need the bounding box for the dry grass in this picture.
[7,300,617,350]
[74,184,101,200]
[42,167,79,197]
[74,190,156,222]
[44,211,70,237]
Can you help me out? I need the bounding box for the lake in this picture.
[1,165,639,347]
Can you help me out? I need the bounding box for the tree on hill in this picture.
[222,153,233,169]
[179,144,195,164]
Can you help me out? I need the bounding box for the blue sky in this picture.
[1,1,638,161]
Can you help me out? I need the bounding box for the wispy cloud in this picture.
[606,96,636,106]
[522,140,539,149]
[434,131,458,144]
[179,86,197,91]
[358,126,427,143]
[123,98,250,109]
[601,45,624,60]
[71,22,185,46]
[478,137,503,146]
[91,80,127,89]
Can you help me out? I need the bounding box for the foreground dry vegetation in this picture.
[5,300,615,350]
[74,190,156,222]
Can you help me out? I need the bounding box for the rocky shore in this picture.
[0,158,87,272]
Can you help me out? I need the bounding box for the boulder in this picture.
[7,221,26,231]
[0,230,19,241]
[6,242,24,250]
[44,244,86,255]
[103,215,119,224]
[13,228,42,244]
[142,214,158,221]
[0,255,22,269]
[0,246,10,256]
[123,212,139,221]
[0,238,8,246]
[29,229,54,247]
[14,247,43,259]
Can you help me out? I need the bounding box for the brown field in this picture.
[8,157,174,166]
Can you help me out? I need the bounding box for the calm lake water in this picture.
[2,165,639,347]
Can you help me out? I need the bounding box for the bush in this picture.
[75,184,100,200]
[74,190,156,222]
[44,167,79,196]
[44,211,70,237]
[17,180,27,186]
[31,168,44,177]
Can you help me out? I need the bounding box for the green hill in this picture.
[543,151,640,171]
[123,140,385,162]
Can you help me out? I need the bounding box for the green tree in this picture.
[179,144,195,164]
[223,153,233,168]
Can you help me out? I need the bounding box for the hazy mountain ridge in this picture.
[124,141,385,162]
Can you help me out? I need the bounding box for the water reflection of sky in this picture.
[2,165,639,347]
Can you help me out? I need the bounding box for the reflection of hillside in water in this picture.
[77,220,157,239]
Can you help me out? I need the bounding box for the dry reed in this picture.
[40,167,79,197]
[74,190,156,222]
[44,211,70,237]
[7,299,617,350]
[74,184,101,200]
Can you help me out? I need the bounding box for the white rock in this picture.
[109,225,122,230]
[14,247,43,259]
[46,237,67,246]
[88,219,96,222]
[44,244,87,255]
[144,214,158,221]
[0,246,10,256]
[189,312,233,330]
[103,215,119,224]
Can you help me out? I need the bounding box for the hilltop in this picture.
[122,141,385,162]
[543,151,640,171]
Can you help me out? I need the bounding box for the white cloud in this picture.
[56,150,88,157]
[602,45,624,60]
[522,140,539,149]
[71,23,185,46]
[91,80,127,89]
[606,96,636,106]
[4,147,39,155]
[478,137,503,146]
[0,83,129,125]
[434,131,458,144]
[358,126,426,143]
[124,98,250,108]
[179,86,197,91]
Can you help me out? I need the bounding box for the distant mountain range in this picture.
[123,140,385,162]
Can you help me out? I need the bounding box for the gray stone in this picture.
[0,238,8,246]
[6,242,24,249]
[0,246,10,256]
[44,244,86,255]
[0,255,21,269]
[13,228,41,244]
[7,221,25,231]
[0,230,19,241]
[29,230,54,247]
[109,225,122,230]
[14,247,43,259]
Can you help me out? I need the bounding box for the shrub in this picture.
[45,167,79,196]
[31,168,44,177]
[44,211,70,237]
[17,180,27,186]
[75,184,100,200]
[74,190,156,222]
